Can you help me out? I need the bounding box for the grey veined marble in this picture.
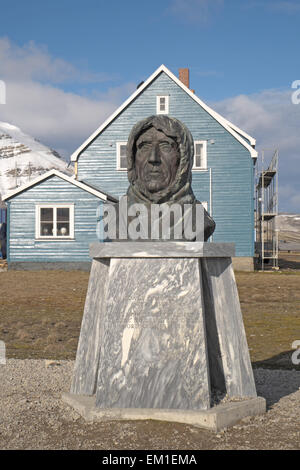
[90,241,235,259]
[70,242,257,414]
[95,257,210,410]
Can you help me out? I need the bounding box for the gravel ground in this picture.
[0,359,300,450]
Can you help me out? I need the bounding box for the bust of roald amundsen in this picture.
[110,115,215,241]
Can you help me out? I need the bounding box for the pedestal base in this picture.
[67,242,264,430]
[62,392,266,432]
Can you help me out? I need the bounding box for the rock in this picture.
[45,360,61,368]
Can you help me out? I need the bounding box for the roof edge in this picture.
[2,169,117,202]
[70,64,257,161]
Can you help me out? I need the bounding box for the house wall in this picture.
[77,71,254,257]
[8,175,103,264]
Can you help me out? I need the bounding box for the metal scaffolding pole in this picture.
[255,149,279,271]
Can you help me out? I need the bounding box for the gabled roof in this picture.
[2,169,118,202]
[70,64,257,162]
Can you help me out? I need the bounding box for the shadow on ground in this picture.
[253,350,300,408]
[278,253,300,270]
[253,350,300,371]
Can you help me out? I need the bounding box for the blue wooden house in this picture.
[3,169,117,269]
[3,65,257,270]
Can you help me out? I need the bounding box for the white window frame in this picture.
[156,95,169,115]
[193,140,207,170]
[35,204,75,240]
[116,141,128,171]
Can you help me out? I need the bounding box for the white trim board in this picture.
[70,64,257,162]
[2,169,118,202]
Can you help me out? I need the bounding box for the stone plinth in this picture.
[66,242,265,429]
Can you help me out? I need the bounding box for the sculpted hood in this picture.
[126,115,195,205]
[124,115,215,241]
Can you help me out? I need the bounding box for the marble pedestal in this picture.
[64,242,265,430]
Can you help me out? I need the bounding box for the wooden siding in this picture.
[77,71,254,256]
[9,175,103,262]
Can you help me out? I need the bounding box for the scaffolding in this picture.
[255,149,279,270]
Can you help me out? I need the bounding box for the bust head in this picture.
[135,126,180,193]
[113,115,216,241]
[126,115,194,203]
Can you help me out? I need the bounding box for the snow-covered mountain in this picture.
[0,121,73,200]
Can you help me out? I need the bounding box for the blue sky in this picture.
[0,0,299,211]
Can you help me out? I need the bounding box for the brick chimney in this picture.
[179,68,190,89]
[179,68,195,93]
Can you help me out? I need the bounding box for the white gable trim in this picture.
[70,64,257,162]
[223,121,256,147]
[2,169,117,202]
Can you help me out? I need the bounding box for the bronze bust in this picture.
[100,115,215,242]
[124,115,215,241]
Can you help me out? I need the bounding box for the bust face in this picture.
[135,127,180,193]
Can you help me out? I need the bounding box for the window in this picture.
[193,141,207,170]
[36,204,74,239]
[117,142,127,170]
[156,95,169,115]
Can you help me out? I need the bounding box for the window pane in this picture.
[160,97,166,111]
[120,145,127,157]
[120,155,127,169]
[41,208,53,221]
[41,222,53,236]
[194,143,203,168]
[195,143,203,155]
[57,223,70,236]
[57,208,69,222]
[195,154,201,168]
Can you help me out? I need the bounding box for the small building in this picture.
[3,65,257,270]
[3,169,116,269]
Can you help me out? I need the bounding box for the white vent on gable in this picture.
[156,95,169,115]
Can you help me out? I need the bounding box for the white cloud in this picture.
[167,0,224,23]
[0,38,112,84]
[212,88,300,213]
[0,38,135,159]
